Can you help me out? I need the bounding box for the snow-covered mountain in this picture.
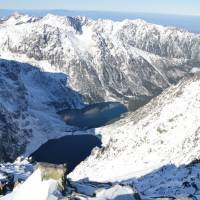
[0,59,82,162]
[1,13,200,199]
[0,13,200,107]
[69,73,200,199]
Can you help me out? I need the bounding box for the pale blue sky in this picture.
[0,0,200,16]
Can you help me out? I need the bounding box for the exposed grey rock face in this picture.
[0,170,14,195]
[0,59,82,162]
[36,162,67,193]
[0,14,199,107]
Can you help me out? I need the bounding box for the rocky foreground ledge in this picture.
[0,162,67,200]
[0,161,198,200]
[0,162,143,200]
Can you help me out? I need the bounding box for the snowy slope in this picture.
[69,73,200,185]
[0,13,199,106]
[0,59,82,162]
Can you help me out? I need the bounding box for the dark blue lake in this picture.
[57,102,128,128]
[30,135,101,172]
[31,102,127,172]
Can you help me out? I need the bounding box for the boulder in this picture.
[36,162,67,194]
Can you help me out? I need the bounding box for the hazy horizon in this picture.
[1,9,200,33]
[0,0,199,16]
[1,9,200,17]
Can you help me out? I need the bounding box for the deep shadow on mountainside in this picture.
[0,58,83,162]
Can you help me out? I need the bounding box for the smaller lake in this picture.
[30,135,101,172]
[57,102,128,128]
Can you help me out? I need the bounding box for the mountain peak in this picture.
[2,12,38,26]
[11,12,26,18]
